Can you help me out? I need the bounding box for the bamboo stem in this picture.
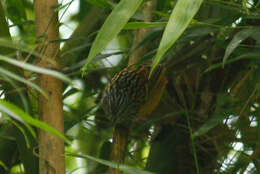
[34,0,65,174]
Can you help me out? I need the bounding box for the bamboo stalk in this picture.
[34,0,65,174]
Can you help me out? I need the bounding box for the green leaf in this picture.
[192,114,227,138]
[82,0,144,72]
[0,105,36,141]
[0,2,12,55]
[8,118,33,148]
[129,28,162,56]
[124,22,167,30]
[0,2,11,38]
[223,28,259,67]
[152,10,171,18]
[0,67,48,98]
[0,160,8,171]
[0,99,71,144]
[86,0,114,9]
[6,0,26,24]
[1,74,30,113]
[205,51,260,73]
[67,153,155,174]
[0,38,55,63]
[0,55,72,84]
[150,0,204,77]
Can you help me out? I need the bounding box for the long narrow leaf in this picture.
[222,28,259,66]
[8,118,34,148]
[0,38,54,63]
[0,99,71,144]
[86,0,113,9]
[124,22,167,30]
[0,161,8,171]
[0,67,48,98]
[192,114,227,138]
[150,0,204,76]
[205,52,259,73]
[82,0,143,71]
[1,75,30,112]
[0,3,11,38]
[0,55,71,83]
[67,153,155,174]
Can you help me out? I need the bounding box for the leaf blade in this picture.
[124,22,167,30]
[0,55,72,83]
[0,67,48,98]
[150,0,204,76]
[67,153,155,174]
[222,28,258,66]
[82,0,144,71]
[192,114,227,138]
[0,99,71,144]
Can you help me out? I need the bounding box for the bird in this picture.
[101,63,167,174]
[101,63,167,126]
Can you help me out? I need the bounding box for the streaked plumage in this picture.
[101,64,166,125]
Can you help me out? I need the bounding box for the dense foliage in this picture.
[0,0,259,174]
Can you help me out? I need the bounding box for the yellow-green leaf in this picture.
[150,0,204,77]
[0,99,71,144]
[82,0,143,72]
